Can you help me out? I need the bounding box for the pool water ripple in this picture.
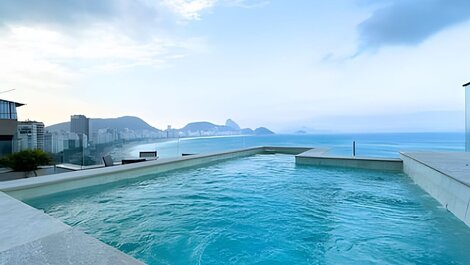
[28,154,470,265]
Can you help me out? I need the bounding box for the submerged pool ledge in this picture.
[295,152,403,172]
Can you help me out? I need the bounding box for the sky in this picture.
[0,0,469,133]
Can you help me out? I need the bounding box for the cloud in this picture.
[160,0,217,20]
[0,24,205,91]
[358,0,470,51]
[225,0,270,9]
[0,0,266,92]
[159,0,269,20]
[0,0,271,26]
[0,0,216,90]
[0,0,118,25]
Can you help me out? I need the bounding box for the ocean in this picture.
[125,133,464,159]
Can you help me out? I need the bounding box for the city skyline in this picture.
[0,1,469,132]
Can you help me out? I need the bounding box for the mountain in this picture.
[46,116,160,133]
[254,127,275,135]
[46,121,69,132]
[225,119,240,130]
[181,122,232,132]
[241,128,254,134]
[178,120,274,136]
[91,116,160,132]
[46,116,274,137]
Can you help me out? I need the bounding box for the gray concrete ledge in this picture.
[401,152,470,227]
[0,192,143,265]
[0,192,69,252]
[1,229,144,265]
[295,154,403,172]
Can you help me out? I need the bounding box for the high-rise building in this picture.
[465,82,470,152]
[71,115,90,138]
[16,121,45,151]
[44,131,65,154]
[71,115,90,147]
[0,99,24,157]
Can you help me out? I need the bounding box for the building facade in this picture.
[71,115,90,147]
[44,131,65,154]
[16,121,45,151]
[71,115,90,138]
[465,82,470,151]
[0,99,23,157]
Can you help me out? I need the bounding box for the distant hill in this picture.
[181,122,233,133]
[46,116,274,136]
[241,128,254,134]
[178,120,274,136]
[46,116,160,133]
[91,116,160,132]
[46,121,69,132]
[254,127,275,135]
[225,119,240,130]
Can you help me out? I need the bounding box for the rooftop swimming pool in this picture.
[27,154,470,265]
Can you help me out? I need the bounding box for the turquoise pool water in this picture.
[29,154,470,264]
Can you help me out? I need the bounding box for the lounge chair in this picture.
[102,155,114,167]
[139,151,158,160]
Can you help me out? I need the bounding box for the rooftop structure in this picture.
[0,99,24,157]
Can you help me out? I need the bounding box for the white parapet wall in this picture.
[401,152,470,227]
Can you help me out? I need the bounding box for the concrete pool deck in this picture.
[1,147,470,264]
[401,152,470,227]
[0,192,144,265]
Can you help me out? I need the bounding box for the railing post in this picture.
[353,141,356,157]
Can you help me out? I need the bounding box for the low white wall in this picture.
[295,155,403,171]
[401,154,470,227]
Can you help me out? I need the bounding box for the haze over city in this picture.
[1,0,469,132]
